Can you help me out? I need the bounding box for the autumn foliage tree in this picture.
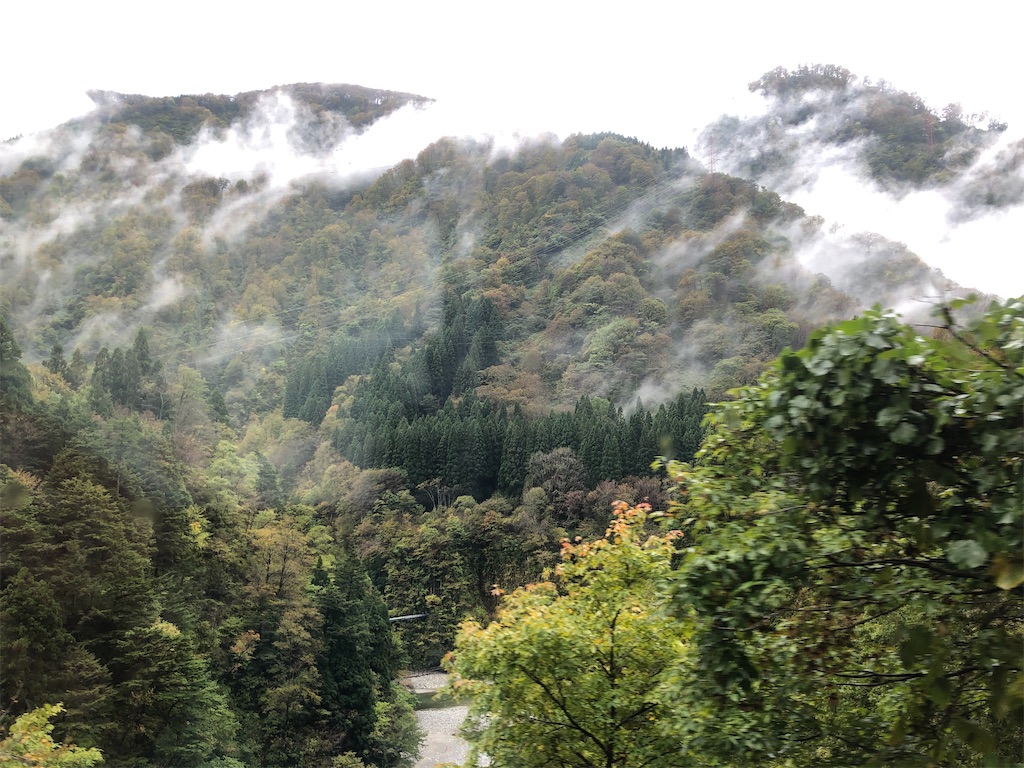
[0,704,102,767]
[447,503,692,768]
[446,299,1022,768]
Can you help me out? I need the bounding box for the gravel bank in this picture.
[406,672,472,768]
[414,705,471,767]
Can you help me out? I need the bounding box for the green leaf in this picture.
[875,406,903,428]
[899,625,933,667]
[946,539,988,569]
[891,422,917,444]
[928,675,952,706]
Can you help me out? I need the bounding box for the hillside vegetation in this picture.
[0,68,1019,767]
[707,63,1008,193]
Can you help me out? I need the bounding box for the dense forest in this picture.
[451,298,1023,767]
[1,67,1021,767]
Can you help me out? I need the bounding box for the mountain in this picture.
[702,64,1024,222]
[82,83,431,146]
[1,73,995,403]
[0,68,1005,516]
[0,69,1018,767]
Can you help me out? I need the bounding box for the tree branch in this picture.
[517,665,609,755]
[938,305,1024,379]
[815,555,984,581]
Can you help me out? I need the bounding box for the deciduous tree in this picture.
[0,704,102,767]
[663,299,1024,765]
[447,502,692,768]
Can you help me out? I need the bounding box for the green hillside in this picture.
[1,72,1018,768]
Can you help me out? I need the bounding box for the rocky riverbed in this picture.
[406,672,471,768]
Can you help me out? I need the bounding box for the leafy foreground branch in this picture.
[0,704,102,767]
[448,298,1024,767]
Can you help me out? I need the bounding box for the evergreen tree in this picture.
[315,552,406,760]
[132,328,155,377]
[108,622,238,767]
[88,350,114,418]
[68,349,88,390]
[254,454,283,509]
[0,316,33,412]
[578,424,604,484]
[43,342,70,381]
[35,474,156,655]
[498,414,529,497]
[207,387,230,423]
[637,414,659,475]
[0,568,111,729]
[598,433,623,481]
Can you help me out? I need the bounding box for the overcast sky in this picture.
[3,0,1022,295]
[6,1,1021,145]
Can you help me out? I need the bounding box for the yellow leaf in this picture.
[992,555,1024,590]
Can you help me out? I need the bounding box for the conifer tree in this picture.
[43,343,70,381]
[0,317,33,412]
[598,433,624,481]
[88,351,114,418]
[131,328,155,377]
[108,621,238,767]
[0,569,94,718]
[67,349,88,390]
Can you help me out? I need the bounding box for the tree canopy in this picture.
[447,502,691,768]
[2,70,1019,768]
[450,298,1024,767]
[664,298,1024,765]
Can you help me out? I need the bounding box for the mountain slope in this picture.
[0,99,981,409]
[1,69,1019,767]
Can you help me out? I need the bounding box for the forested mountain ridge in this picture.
[82,83,431,148]
[1,68,1019,767]
[1,76,987,407]
[705,63,1023,214]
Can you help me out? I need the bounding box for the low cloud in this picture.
[782,161,1018,299]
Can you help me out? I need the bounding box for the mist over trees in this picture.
[709,63,1007,190]
[1,67,1021,767]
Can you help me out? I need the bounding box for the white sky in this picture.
[3,0,1022,296]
